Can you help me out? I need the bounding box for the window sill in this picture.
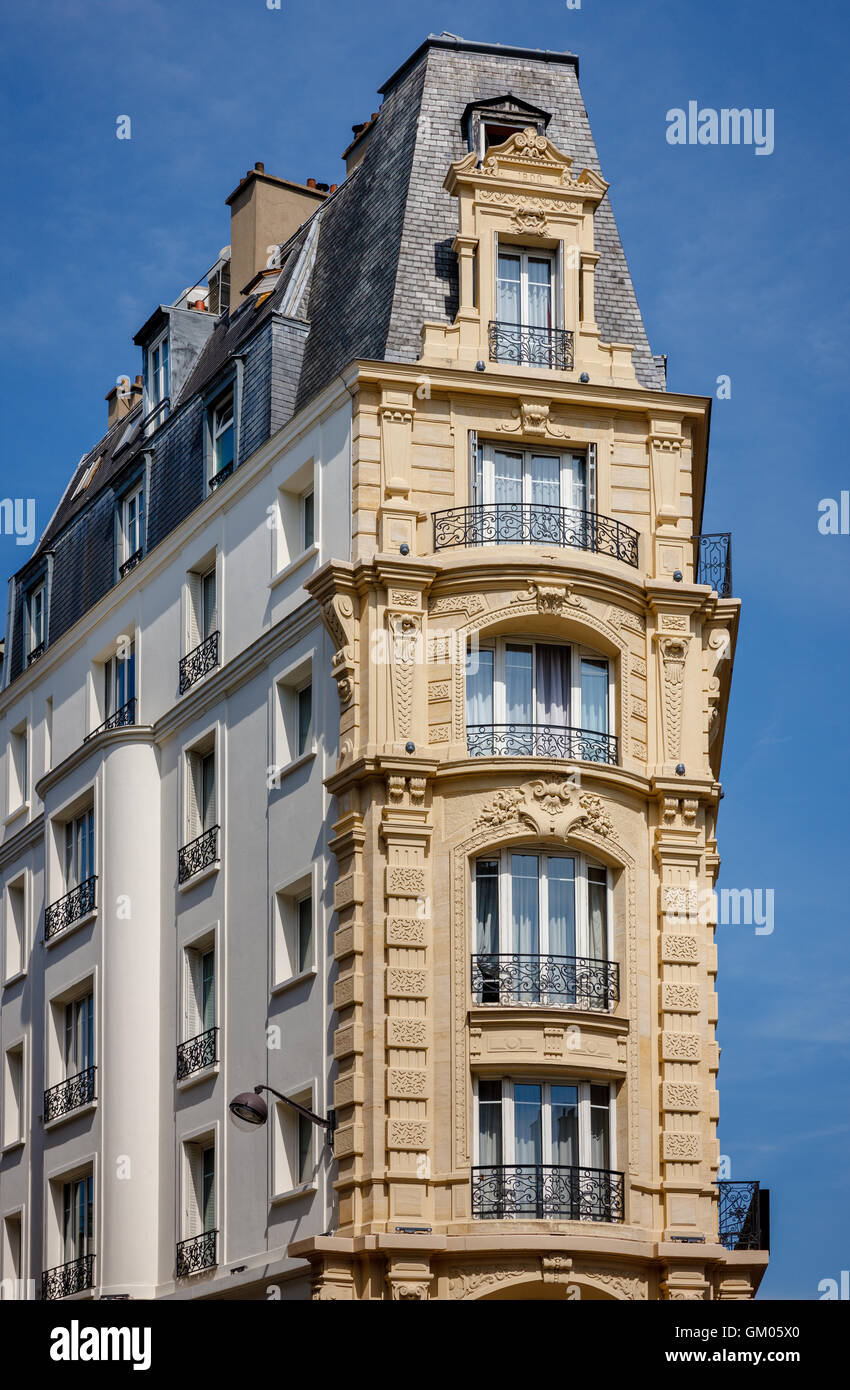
[270,1181,318,1208]
[269,543,320,591]
[3,968,27,989]
[271,966,317,997]
[1,1135,25,1155]
[43,1100,97,1132]
[4,801,30,829]
[176,1061,220,1092]
[177,861,220,894]
[270,747,317,785]
[45,910,97,947]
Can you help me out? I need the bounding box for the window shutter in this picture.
[186,753,202,842]
[587,443,597,516]
[556,240,565,329]
[186,950,202,1039]
[203,571,218,639]
[187,574,201,651]
[469,430,481,507]
[185,1144,202,1237]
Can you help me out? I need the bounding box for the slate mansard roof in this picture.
[4,34,663,687]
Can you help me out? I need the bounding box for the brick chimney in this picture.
[106,374,143,430]
[225,162,327,307]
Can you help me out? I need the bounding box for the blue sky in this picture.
[1,0,848,1299]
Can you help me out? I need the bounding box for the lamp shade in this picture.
[229,1090,268,1126]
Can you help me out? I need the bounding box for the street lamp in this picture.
[229,1085,336,1145]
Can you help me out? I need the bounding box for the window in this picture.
[480,118,527,155]
[184,1140,216,1238]
[186,745,216,842]
[26,584,45,659]
[4,877,26,981]
[121,484,145,566]
[466,638,611,757]
[273,879,314,985]
[273,1089,315,1197]
[474,850,610,1005]
[8,722,27,811]
[209,389,235,484]
[103,643,135,721]
[64,808,95,892]
[497,247,553,330]
[2,1045,24,1148]
[185,942,215,1039]
[274,460,316,572]
[64,993,94,1080]
[2,1212,23,1289]
[297,682,312,758]
[472,442,589,514]
[146,332,169,413]
[301,489,315,550]
[476,1079,612,1175]
[62,1175,93,1263]
[274,661,315,770]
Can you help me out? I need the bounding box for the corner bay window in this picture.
[466,638,613,762]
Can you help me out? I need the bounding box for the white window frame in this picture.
[146,330,169,410]
[273,653,316,777]
[467,637,614,735]
[477,442,588,512]
[272,458,318,581]
[101,642,135,722]
[1,1041,25,1151]
[3,871,27,983]
[474,847,613,963]
[271,868,316,991]
[495,244,556,329]
[122,483,145,562]
[473,1077,615,1170]
[62,805,95,893]
[183,736,217,845]
[209,388,235,482]
[8,720,28,813]
[27,584,45,656]
[271,1082,318,1202]
[181,1130,217,1241]
[182,930,217,1044]
[1,1207,27,1296]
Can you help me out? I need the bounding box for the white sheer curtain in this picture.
[513,1084,542,1166]
[580,658,609,733]
[536,644,570,727]
[547,857,576,957]
[526,258,552,329]
[478,1080,503,1166]
[493,449,522,504]
[496,253,521,323]
[587,866,607,960]
[475,860,500,955]
[550,1085,579,1168]
[589,1086,611,1171]
[510,854,539,955]
[465,647,493,726]
[530,454,559,508]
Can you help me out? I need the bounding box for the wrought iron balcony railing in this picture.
[178,826,220,885]
[208,461,234,491]
[44,1066,97,1122]
[467,723,618,765]
[176,1230,217,1277]
[179,631,220,694]
[176,1026,218,1080]
[472,1164,625,1223]
[472,953,619,1011]
[41,1253,95,1300]
[717,1180,769,1251]
[695,533,732,597]
[433,502,639,566]
[119,547,143,578]
[488,320,574,371]
[27,640,45,666]
[83,698,136,743]
[44,876,97,941]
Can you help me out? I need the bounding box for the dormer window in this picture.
[145,331,169,427]
[120,483,145,573]
[26,583,46,663]
[480,118,531,158]
[208,388,235,489]
[463,97,550,161]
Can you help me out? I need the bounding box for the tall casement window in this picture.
[184,1141,216,1238]
[301,489,315,550]
[62,1175,94,1263]
[473,850,611,1007]
[186,746,216,840]
[185,944,215,1037]
[64,993,94,1080]
[181,562,219,694]
[471,443,592,517]
[146,332,169,416]
[208,389,235,487]
[491,245,569,368]
[26,583,46,661]
[465,638,613,763]
[120,483,145,572]
[103,642,136,722]
[64,808,95,892]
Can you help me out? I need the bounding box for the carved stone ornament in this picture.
[577,793,617,839]
[497,400,571,438]
[658,635,690,761]
[479,787,526,828]
[511,581,586,614]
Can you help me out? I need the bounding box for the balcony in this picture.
[179,630,220,694]
[472,1164,625,1222]
[178,826,219,885]
[488,320,574,371]
[717,1180,770,1251]
[467,723,618,765]
[44,1066,97,1122]
[176,1230,217,1277]
[695,532,732,597]
[41,1253,95,1300]
[83,697,136,743]
[44,876,97,941]
[176,1026,218,1080]
[433,502,639,566]
[119,547,143,579]
[472,953,619,1011]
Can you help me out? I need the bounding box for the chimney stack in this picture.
[106,374,143,430]
[225,162,327,307]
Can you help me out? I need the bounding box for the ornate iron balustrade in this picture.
[178,826,220,885]
[695,533,732,597]
[176,1026,218,1080]
[472,1164,625,1222]
[208,461,234,491]
[433,502,639,566]
[83,698,136,743]
[472,953,619,1011]
[44,1066,97,1121]
[27,640,45,666]
[467,723,618,765]
[41,1253,95,1300]
[44,876,97,941]
[119,547,143,578]
[488,320,574,371]
[176,1230,217,1277]
[179,630,220,694]
[717,1180,768,1251]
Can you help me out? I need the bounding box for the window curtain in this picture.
[513,1083,543,1166]
[530,454,559,509]
[550,1085,579,1168]
[496,253,521,324]
[526,258,552,329]
[465,647,493,727]
[589,1088,610,1171]
[580,658,609,734]
[587,867,607,960]
[477,1080,503,1167]
[510,854,539,956]
[536,644,570,728]
[475,861,499,955]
